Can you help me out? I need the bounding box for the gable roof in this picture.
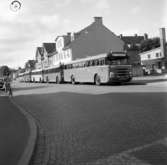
[35,47,44,59]
[38,47,44,55]
[64,18,123,50]
[63,24,93,50]
[43,43,56,54]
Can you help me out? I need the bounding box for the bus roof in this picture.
[31,68,43,72]
[65,51,126,65]
[18,72,25,76]
[66,53,107,65]
[43,64,61,70]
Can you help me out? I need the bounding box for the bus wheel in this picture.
[56,76,60,84]
[71,76,75,85]
[95,75,101,86]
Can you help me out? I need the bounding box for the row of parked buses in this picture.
[18,52,133,85]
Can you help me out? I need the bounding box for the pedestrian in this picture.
[5,76,13,97]
[8,83,13,97]
[3,79,7,93]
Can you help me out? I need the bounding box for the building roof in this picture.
[120,35,145,44]
[38,47,44,55]
[43,43,56,54]
[139,47,161,55]
[63,17,121,50]
[35,47,44,60]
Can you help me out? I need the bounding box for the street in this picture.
[12,81,167,165]
[0,96,29,165]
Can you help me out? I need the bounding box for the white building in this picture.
[139,28,167,74]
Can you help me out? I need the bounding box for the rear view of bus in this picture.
[107,51,132,83]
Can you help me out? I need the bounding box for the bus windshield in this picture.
[106,57,128,65]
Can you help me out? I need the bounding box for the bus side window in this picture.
[99,60,102,65]
[102,59,105,65]
[95,60,99,66]
[92,60,95,66]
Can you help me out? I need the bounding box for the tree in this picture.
[0,65,11,77]
[140,37,160,52]
[24,60,36,71]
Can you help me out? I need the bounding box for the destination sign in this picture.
[112,53,126,57]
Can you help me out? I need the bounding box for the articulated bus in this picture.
[43,65,63,83]
[18,72,25,82]
[31,69,43,82]
[24,71,31,82]
[63,52,132,85]
[17,51,132,85]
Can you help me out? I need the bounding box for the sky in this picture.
[0,0,166,68]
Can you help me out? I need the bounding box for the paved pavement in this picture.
[12,81,167,165]
[0,92,30,165]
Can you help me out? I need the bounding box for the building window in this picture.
[160,52,162,57]
[147,54,151,59]
[158,62,162,69]
[156,53,159,58]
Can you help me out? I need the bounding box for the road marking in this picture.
[88,138,167,165]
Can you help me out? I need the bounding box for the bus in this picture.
[18,72,25,82]
[43,64,63,83]
[24,71,31,82]
[31,69,43,82]
[63,52,132,85]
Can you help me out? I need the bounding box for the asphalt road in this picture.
[0,95,29,165]
[13,81,167,165]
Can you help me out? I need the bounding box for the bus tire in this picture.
[56,76,60,84]
[95,75,101,86]
[71,76,75,85]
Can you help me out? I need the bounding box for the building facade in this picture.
[139,47,166,74]
[35,47,44,69]
[34,17,125,70]
[139,28,167,74]
[42,43,56,68]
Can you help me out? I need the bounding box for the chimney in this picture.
[159,28,166,59]
[71,33,77,41]
[67,32,71,36]
[67,32,71,42]
[144,33,148,40]
[119,34,123,38]
[94,17,103,25]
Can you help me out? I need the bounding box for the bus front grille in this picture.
[115,68,130,76]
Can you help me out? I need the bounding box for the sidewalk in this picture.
[132,74,167,83]
[0,95,36,165]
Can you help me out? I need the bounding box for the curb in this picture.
[9,98,37,165]
[132,76,167,83]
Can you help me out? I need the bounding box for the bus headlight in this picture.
[110,72,115,78]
